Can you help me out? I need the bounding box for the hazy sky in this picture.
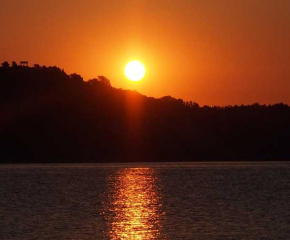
[1,0,290,105]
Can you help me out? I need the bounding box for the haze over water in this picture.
[0,162,289,239]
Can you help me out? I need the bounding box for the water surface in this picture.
[0,162,289,239]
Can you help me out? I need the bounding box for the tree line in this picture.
[1,62,289,163]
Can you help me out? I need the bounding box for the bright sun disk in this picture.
[125,61,145,81]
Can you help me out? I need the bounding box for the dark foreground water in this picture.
[0,162,290,239]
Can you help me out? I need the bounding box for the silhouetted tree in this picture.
[12,61,18,67]
[186,101,199,108]
[98,76,111,86]
[160,96,176,102]
[1,61,9,68]
[70,73,83,82]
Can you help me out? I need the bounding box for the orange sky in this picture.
[1,0,290,106]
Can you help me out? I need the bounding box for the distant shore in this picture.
[1,63,290,163]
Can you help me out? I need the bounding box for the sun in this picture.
[125,61,145,81]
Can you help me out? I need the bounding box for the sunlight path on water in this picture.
[103,168,165,239]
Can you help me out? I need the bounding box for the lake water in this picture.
[0,162,289,239]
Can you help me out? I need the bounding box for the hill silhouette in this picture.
[1,62,290,163]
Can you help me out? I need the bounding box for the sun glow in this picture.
[125,61,145,81]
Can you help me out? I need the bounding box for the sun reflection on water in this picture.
[103,168,164,239]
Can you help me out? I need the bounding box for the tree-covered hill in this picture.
[1,62,290,163]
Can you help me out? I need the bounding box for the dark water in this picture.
[0,162,290,239]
